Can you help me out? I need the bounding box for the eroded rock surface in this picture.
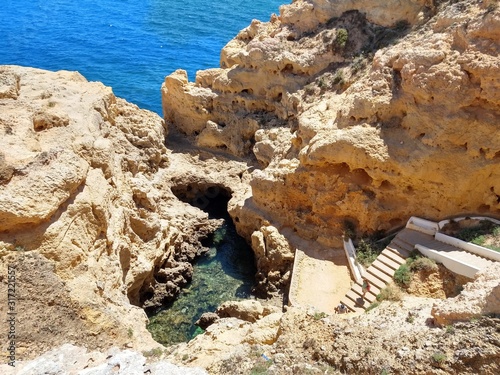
[0,66,249,359]
[163,0,500,245]
[0,344,207,375]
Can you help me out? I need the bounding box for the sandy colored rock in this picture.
[163,1,500,246]
[0,344,207,375]
[0,66,245,359]
[216,300,265,322]
[431,262,500,326]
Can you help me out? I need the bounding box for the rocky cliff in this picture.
[163,0,500,248]
[1,0,499,373]
[0,65,250,358]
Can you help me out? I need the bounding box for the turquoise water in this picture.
[148,221,257,346]
[0,0,284,114]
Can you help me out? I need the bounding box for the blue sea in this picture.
[0,0,284,114]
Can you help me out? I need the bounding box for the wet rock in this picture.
[196,312,219,330]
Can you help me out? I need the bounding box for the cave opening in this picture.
[171,183,232,219]
[147,183,257,346]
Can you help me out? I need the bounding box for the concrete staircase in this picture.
[339,232,412,313]
[339,227,495,313]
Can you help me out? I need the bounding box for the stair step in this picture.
[367,267,393,284]
[381,249,406,264]
[377,254,401,270]
[363,271,388,290]
[387,243,412,258]
[346,289,376,304]
[353,281,381,297]
[340,298,365,313]
[371,259,396,277]
[344,292,371,310]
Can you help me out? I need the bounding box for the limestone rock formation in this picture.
[167,296,499,375]
[0,66,245,359]
[0,344,207,375]
[162,0,500,246]
[431,262,500,325]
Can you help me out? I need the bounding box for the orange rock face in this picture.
[162,1,500,243]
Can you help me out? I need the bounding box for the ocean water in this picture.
[148,220,257,346]
[0,0,284,114]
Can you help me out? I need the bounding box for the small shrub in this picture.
[313,311,327,320]
[250,360,272,375]
[351,56,366,74]
[406,312,415,323]
[142,347,164,358]
[432,351,447,364]
[445,325,455,334]
[127,327,133,338]
[335,28,348,48]
[394,264,411,287]
[318,76,329,88]
[409,257,438,272]
[332,70,345,86]
[366,301,380,312]
[376,284,402,302]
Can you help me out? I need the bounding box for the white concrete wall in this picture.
[343,239,363,283]
[406,216,439,235]
[435,232,500,262]
[415,244,480,279]
[437,216,500,230]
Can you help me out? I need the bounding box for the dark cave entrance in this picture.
[147,183,257,346]
[170,183,233,220]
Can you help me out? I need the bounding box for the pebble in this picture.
[274,353,286,363]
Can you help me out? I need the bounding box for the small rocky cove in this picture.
[0,1,499,374]
[147,189,257,346]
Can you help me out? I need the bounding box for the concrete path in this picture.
[289,247,351,314]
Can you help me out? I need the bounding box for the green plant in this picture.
[432,351,447,364]
[380,368,391,375]
[142,347,164,358]
[406,312,415,323]
[343,220,356,239]
[14,245,25,252]
[335,28,348,48]
[376,284,402,302]
[127,327,133,338]
[445,325,455,334]
[364,346,373,355]
[182,354,189,361]
[318,76,329,89]
[453,220,500,252]
[394,264,411,287]
[365,301,380,312]
[332,70,345,86]
[250,360,272,375]
[313,311,327,320]
[409,257,438,272]
[351,56,366,74]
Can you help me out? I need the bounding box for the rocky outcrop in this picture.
[162,1,500,247]
[0,344,207,375]
[168,296,499,375]
[0,66,247,359]
[431,262,500,325]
